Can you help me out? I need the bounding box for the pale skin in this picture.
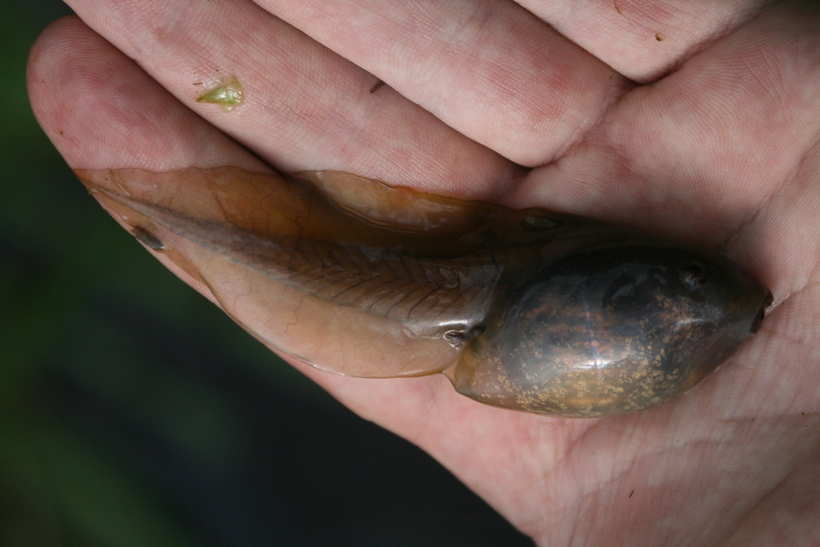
[27,0,820,545]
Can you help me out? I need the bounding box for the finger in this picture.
[27,17,263,173]
[522,0,775,82]
[517,2,820,295]
[62,0,520,196]
[259,0,627,166]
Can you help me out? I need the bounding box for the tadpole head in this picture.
[448,244,772,417]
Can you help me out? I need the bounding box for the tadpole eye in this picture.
[680,260,707,290]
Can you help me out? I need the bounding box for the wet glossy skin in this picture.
[76,166,772,417]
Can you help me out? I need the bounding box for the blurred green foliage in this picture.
[0,3,531,546]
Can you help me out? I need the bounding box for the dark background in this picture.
[1,2,532,545]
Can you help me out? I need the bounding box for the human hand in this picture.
[28,1,820,545]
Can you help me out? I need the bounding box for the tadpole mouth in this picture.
[750,290,773,333]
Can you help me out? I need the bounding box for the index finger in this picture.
[59,0,521,198]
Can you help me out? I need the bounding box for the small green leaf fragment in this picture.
[196,76,243,111]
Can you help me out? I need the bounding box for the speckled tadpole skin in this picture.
[76,167,772,417]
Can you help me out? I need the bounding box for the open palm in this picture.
[29,1,820,544]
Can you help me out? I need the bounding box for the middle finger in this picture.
[260,0,629,166]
